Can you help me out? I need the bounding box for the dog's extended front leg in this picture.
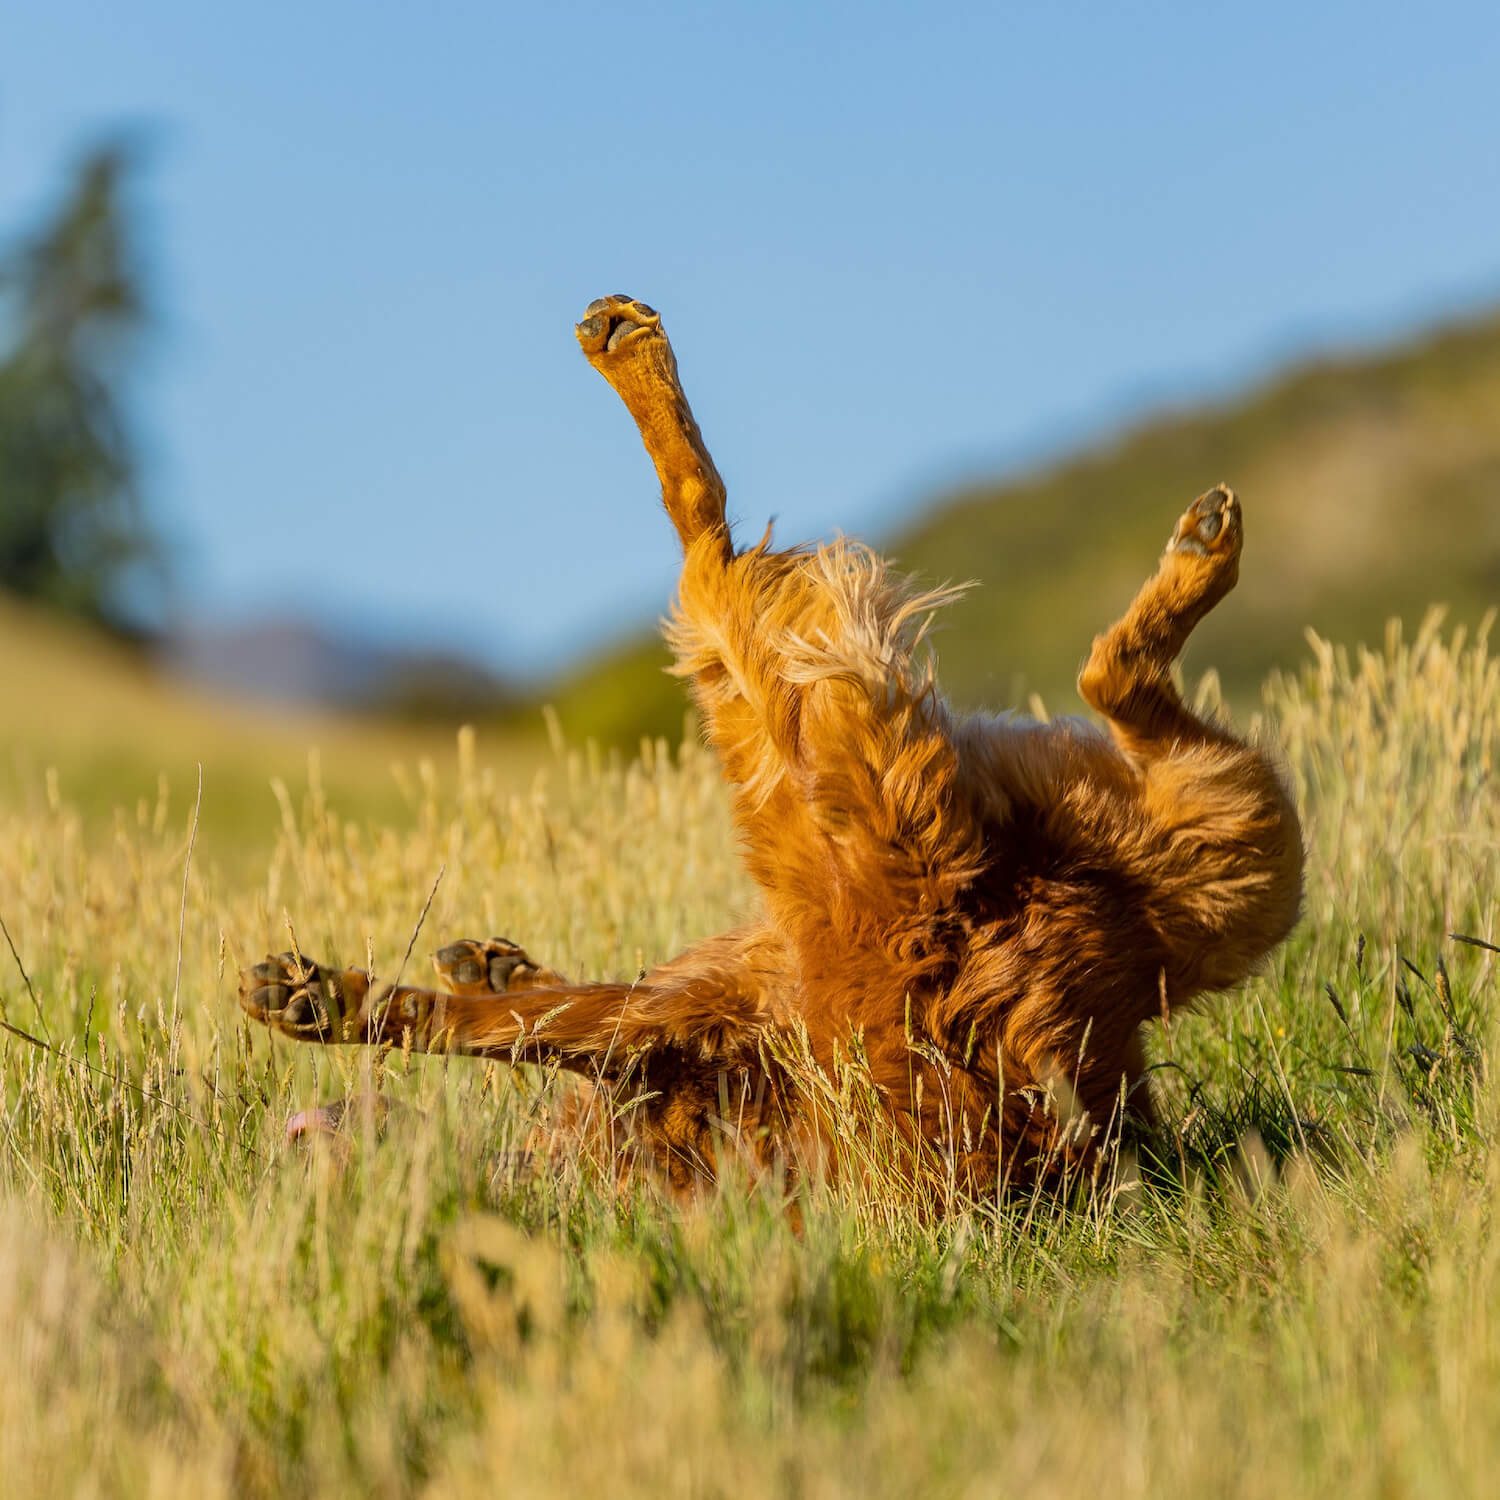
[242,954,657,1075]
[260,938,574,1143]
[242,930,793,1189]
[239,929,778,1078]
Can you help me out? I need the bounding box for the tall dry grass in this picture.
[0,613,1494,1497]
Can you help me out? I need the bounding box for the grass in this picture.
[0,590,548,866]
[0,607,1495,1496]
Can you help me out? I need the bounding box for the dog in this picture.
[240,295,1303,1199]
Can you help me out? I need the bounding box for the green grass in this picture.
[0,589,548,865]
[0,610,1495,1496]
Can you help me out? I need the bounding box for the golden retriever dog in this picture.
[240,295,1303,1198]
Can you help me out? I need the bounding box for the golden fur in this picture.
[240,295,1304,1199]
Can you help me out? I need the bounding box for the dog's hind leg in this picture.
[1076,487,1303,997]
[575,296,729,558]
[1076,484,1244,754]
[575,295,981,949]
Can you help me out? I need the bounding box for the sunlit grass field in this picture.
[0,607,1495,1496]
[0,591,548,865]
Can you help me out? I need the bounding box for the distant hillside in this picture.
[164,619,516,720]
[0,592,542,856]
[541,308,1500,744]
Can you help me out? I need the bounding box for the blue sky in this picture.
[4,1,1499,676]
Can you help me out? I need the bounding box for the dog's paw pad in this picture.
[1168,485,1241,559]
[432,937,542,994]
[575,295,661,356]
[239,951,358,1040]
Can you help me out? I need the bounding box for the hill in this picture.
[163,617,517,719]
[541,308,1500,743]
[0,592,543,859]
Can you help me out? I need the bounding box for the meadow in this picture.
[0,606,1495,1497]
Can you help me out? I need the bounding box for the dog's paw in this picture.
[432,937,552,994]
[240,952,366,1041]
[1167,484,1241,563]
[575,294,661,358]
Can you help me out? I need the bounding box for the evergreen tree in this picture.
[0,143,160,627]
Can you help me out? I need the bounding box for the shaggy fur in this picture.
[241,295,1304,1198]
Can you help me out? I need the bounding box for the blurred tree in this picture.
[0,143,161,629]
